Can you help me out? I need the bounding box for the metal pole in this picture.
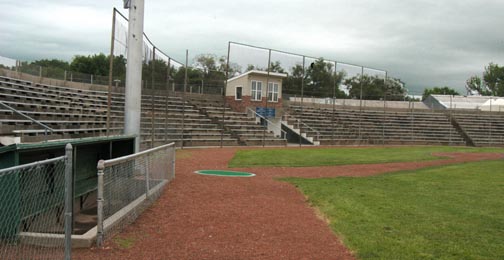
[151,47,156,149]
[263,49,271,147]
[221,42,231,148]
[124,0,145,152]
[383,72,387,145]
[182,50,188,149]
[96,160,105,247]
[107,8,116,137]
[64,144,73,260]
[358,66,363,141]
[360,66,364,109]
[165,58,171,143]
[384,72,388,111]
[299,56,305,147]
[332,62,337,146]
[172,145,176,178]
[145,155,150,197]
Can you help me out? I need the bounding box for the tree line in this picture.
[18,53,412,100]
[16,53,503,99]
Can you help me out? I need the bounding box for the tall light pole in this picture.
[124,0,145,152]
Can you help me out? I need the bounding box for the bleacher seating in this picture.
[0,76,239,148]
[191,98,286,146]
[452,112,504,146]
[139,94,238,149]
[2,74,503,148]
[287,105,466,145]
[0,77,122,142]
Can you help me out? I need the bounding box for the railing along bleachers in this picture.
[0,75,239,148]
[190,98,286,146]
[451,111,504,146]
[0,76,122,142]
[139,94,238,149]
[288,105,466,145]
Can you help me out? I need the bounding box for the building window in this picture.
[251,80,262,101]
[268,82,279,102]
[235,86,242,100]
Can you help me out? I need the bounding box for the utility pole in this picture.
[124,0,145,152]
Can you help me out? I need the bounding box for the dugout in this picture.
[0,135,135,238]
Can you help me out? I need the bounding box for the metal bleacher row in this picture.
[285,105,503,147]
[1,74,503,148]
[451,112,504,146]
[0,76,285,149]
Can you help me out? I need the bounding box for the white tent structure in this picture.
[480,98,504,112]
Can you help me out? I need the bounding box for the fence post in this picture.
[172,146,176,178]
[64,144,73,260]
[145,155,151,198]
[96,160,105,247]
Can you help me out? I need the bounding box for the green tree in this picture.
[70,53,108,75]
[246,64,255,71]
[422,86,460,100]
[483,63,504,96]
[194,54,217,74]
[31,59,70,70]
[193,54,226,91]
[465,75,488,95]
[283,64,304,95]
[269,61,285,73]
[282,60,346,98]
[111,55,127,84]
[23,59,70,78]
[466,63,504,96]
[345,75,406,100]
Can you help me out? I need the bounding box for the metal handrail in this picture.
[102,142,175,167]
[282,111,320,141]
[0,100,55,135]
[247,108,287,139]
[0,155,66,175]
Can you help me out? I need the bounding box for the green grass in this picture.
[229,146,503,167]
[113,236,136,249]
[284,160,504,259]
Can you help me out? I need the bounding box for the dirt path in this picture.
[74,147,503,260]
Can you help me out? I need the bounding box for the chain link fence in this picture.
[96,142,175,246]
[0,148,72,260]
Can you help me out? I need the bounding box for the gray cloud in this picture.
[1,0,503,94]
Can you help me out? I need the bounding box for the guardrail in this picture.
[282,111,320,142]
[246,108,287,140]
[0,100,54,140]
[96,142,176,247]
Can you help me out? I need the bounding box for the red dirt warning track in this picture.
[75,147,503,260]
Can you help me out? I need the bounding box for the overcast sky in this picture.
[0,0,502,94]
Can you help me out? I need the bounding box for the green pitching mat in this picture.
[194,170,255,177]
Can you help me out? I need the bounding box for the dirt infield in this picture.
[74,147,503,260]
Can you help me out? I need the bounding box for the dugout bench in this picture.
[0,135,135,238]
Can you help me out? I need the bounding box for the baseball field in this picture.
[75,146,504,260]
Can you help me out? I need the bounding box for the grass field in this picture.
[284,160,504,259]
[229,146,504,167]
